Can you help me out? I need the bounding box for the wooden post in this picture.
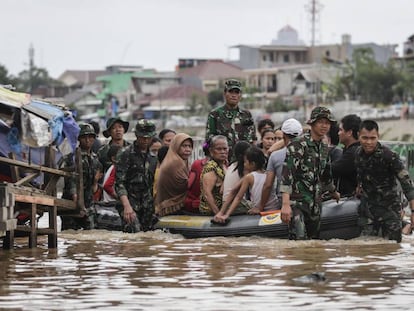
[28,203,37,248]
[48,205,57,248]
[75,147,85,215]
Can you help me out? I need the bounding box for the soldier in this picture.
[205,79,257,161]
[280,107,340,240]
[61,123,102,230]
[97,117,130,173]
[115,119,158,232]
[355,120,414,242]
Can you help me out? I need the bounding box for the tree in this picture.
[14,66,60,93]
[0,63,16,86]
[207,89,223,107]
[329,48,407,105]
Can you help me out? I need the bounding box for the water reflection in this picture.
[1,231,414,310]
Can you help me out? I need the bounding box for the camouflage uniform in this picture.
[205,80,256,161]
[280,131,335,239]
[355,143,414,242]
[115,122,157,232]
[97,140,130,173]
[61,124,101,230]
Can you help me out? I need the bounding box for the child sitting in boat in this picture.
[213,146,277,224]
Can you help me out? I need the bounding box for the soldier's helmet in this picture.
[307,106,336,124]
[135,119,156,137]
[78,123,96,138]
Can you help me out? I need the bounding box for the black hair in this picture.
[360,119,379,132]
[232,140,251,178]
[159,129,176,140]
[157,146,169,164]
[257,119,275,133]
[260,128,275,140]
[341,114,362,140]
[245,146,266,170]
[327,121,340,146]
[107,144,122,160]
[89,120,100,135]
[150,136,162,146]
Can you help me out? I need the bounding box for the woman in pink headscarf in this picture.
[155,133,193,216]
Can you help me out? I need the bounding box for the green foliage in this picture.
[187,93,209,114]
[329,47,413,105]
[265,96,293,113]
[0,63,16,86]
[207,89,223,107]
[14,66,61,93]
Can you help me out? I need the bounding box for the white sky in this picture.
[1,0,412,78]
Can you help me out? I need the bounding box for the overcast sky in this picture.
[1,0,412,78]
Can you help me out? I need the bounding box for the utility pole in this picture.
[305,0,322,47]
[28,43,35,93]
[305,0,323,108]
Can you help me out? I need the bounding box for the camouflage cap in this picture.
[224,79,242,91]
[135,119,156,137]
[78,123,96,138]
[307,106,336,124]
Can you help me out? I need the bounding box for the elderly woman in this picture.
[199,135,229,215]
[155,133,193,216]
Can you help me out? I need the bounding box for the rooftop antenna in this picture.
[305,0,323,46]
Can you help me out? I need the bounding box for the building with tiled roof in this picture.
[178,60,245,92]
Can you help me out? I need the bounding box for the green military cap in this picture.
[135,119,156,137]
[224,79,242,91]
[307,106,336,124]
[78,123,96,138]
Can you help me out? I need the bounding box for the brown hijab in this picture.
[155,133,193,216]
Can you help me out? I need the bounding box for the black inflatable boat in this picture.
[154,198,361,239]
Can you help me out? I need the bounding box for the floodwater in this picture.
[1,228,414,311]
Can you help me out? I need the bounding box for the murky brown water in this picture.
[1,229,414,311]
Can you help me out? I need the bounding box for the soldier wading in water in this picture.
[115,119,158,232]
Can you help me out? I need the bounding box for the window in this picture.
[283,54,290,63]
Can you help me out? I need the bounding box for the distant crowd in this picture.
[61,79,414,243]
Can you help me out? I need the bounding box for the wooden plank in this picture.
[14,194,55,206]
[54,198,77,210]
[43,146,58,196]
[43,175,60,195]
[8,153,20,182]
[14,173,39,186]
[0,156,74,177]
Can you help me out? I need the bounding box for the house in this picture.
[232,26,397,70]
[178,60,245,92]
[230,25,309,70]
[95,72,137,116]
[63,89,102,120]
[58,70,107,89]
[235,26,397,102]
[131,69,180,108]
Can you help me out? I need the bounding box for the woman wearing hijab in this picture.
[155,133,193,217]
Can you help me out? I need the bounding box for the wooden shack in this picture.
[0,86,84,249]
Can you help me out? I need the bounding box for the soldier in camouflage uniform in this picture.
[205,79,257,162]
[115,119,158,232]
[355,120,414,243]
[61,123,102,230]
[97,117,130,173]
[280,107,340,240]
